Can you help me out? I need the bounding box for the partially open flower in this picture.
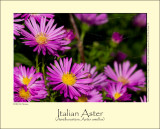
[112,32,123,44]
[64,29,75,44]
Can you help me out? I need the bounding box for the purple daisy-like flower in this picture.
[21,17,70,56]
[84,63,107,91]
[133,13,147,27]
[104,61,146,91]
[14,13,24,40]
[46,57,92,100]
[140,95,147,102]
[105,83,131,102]
[14,66,48,102]
[112,32,123,44]
[75,13,108,26]
[21,13,54,22]
[14,65,43,86]
[63,89,103,102]
[142,49,147,65]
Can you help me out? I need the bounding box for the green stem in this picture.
[80,23,90,42]
[42,56,46,84]
[36,53,39,73]
[42,56,51,101]
[80,30,86,42]
[77,23,90,63]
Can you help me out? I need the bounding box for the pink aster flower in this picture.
[46,57,92,100]
[84,63,107,91]
[14,79,47,102]
[21,17,71,56]
[105,83,131,102]
[112,32,123,44]
[14,65,43,86]
[21,13,54,22]
[63,89,103,102]
[14,66,48,102]
[133,13,147,27]
[75,13,108,26]
[14,13,24,40]
[142,49,147,65]
[104,61,146,91]
[140,95,147,102]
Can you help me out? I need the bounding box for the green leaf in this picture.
[14,53,33,66]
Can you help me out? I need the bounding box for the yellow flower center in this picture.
[118,76,129,85]
[22,76,32,86]
[36,33,48,45]
[114,92,121,100]
[62,72,76,86]
[76,95,88,102]
[19,88,30,100]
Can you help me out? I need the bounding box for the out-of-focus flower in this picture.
[142,49,147,65]
[21,13,54,22]
[46,57,92,100]
[104,61,146,91]
[14,66,48,102]
[133,13,147,27]
[105,83,131,102]
[140,95,147,102]
[112,32,123,44]
[21,17,71,56]
[83,63,107,91]
[111,51,127,63]
[14,13,24,40]
[75,13,108,26]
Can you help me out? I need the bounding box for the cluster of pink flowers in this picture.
[14,13,147,102]
[14,66,48,102]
